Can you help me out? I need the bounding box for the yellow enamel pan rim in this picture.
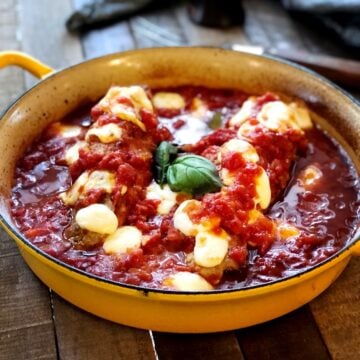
[0,48,359,300]
[1,214,359,302]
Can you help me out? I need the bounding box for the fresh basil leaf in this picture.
[154,141,178,186]
[167,154,222,195]
[208,111,222,129]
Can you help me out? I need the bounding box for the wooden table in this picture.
[1,1,359,359]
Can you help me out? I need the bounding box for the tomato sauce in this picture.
[10,86,360,290]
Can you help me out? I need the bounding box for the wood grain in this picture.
[52,294,156,360]
[0,255,57,360]
[311,258,360,360]
[236,306,331,360]
[18,0,83,87]
[0,2,57,360]
[153,331,244,360]
[73,0,135,59]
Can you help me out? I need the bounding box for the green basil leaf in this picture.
[167,154,222,195]
[208,111,222,129]
[154,141,178,186]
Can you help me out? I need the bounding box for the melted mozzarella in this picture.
[84,170,115,194]
[103,226,142,254]
[289,103,313,130]
[173,200,201,236]
[164,272,213,291]
[65,141,87,165]
[152,92,185,110]
[59,171,89,205]
[257,100,312,133]
[49,122,82,138]
[85,123,122,143]
[146,182,178,215]
[59,170,115,205]
[194,228,230,268]
[75,204,118,234]
[254,168,271,209]
[98,86,153,131]
[219,138,259,163]
[229,98,256,127]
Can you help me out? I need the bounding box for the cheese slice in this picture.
[75,203,118,234]
[152,92,185,110]
[85,123,122,143]
[164,272,213,291]
[103,226,142,254]
[194,228,230,268]
[146,182,178,215]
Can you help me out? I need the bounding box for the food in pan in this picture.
[10,85,360,291]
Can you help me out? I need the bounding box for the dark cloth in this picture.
[282,0,360,50]
[66,0,169,32]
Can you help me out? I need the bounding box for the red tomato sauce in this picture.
[10,86,360,290]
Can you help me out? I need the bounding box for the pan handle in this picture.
[0,51,54,79]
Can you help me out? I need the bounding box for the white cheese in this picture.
[289,103,313,130]
[59,170,115,206]
[85,123,122,143]
[152,92,185,110]
[146,182,178,215]
[220,168,236,186]
[164,272,213,291]
[59,171,89,205]
[229,98,256,128]
[49,122,82,138]
[98,86,153,131]
[254,168,271,209]
[194,228,230,268]
[257,100,312,133]
[75,203,118,234]
[257,101,300,132]
[237,121,258,138]
[219,138,259,164]
[103,226,142,254]
[84,170,115,194]
[64,141,87,165]
[173,199,201,236]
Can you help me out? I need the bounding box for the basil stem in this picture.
[167,154,222,195]
[154,141,178,186]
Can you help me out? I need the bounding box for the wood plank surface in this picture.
[52,294,156,360]
[153,332,244,360]
[310,258,360,360]
[236,306,330,360]
[0,2,57,360]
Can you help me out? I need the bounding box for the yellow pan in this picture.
[0,48,359,333]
